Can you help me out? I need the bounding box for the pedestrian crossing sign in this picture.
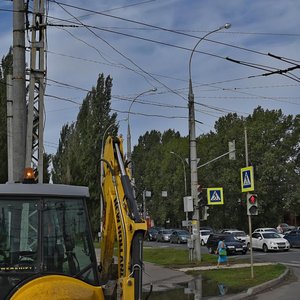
[207,188,224,205]
[241,166,254,192]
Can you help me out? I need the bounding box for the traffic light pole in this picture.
[245,127,254,279]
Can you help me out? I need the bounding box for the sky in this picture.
[1,0,300,155]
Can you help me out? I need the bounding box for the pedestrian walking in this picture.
[216,238,229,267]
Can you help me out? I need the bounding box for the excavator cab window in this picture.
[42,198,97,282]
[0,192,99,300]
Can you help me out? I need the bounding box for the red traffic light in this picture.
[249,195,257,204]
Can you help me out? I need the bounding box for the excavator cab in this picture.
[0,183,100,300]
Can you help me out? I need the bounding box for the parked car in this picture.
[200,226,214,233]
[145,228,158,241]
[223,230,248,243]
[169,230,190,244]
[253,227,284,237]
[220,228,239,233]
[156,229,173,242]
[248,231,290,252]
[206,233,247,255]
[284,229,300,247]
[200,230,211,245]
[277,223,295,233]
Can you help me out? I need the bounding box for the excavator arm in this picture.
[100,136,147,300]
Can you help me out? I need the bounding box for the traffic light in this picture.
[247,193,258,215]
[197,185,206,207]
[202,206,210,220]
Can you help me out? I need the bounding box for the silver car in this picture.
[157,229,173,242]
[170,230,190,244]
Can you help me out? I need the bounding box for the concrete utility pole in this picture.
[12,0,27,182]
[25,0,46,183]
[188,23,231,261]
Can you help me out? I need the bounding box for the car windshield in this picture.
[234,231,246,237]
[177,231,189,236]
[262,232,281,239]
[161,230,172,234]
[224,235,239,242]
[201,231,210,236]
[263,228,277,232]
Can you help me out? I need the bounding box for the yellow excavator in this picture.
[0,136,147,300]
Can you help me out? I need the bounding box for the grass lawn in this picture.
[194,264,286,290]
[144,247,242,267]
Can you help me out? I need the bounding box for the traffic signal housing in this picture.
[247,193,258,215]
[202,206,210,220]
[197,185,206,207]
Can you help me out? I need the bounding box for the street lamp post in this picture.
[170,151,188,223]
[127,88,157,176]
[188,23,231,261]
[170,151,187,195]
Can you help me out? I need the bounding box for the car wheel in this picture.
[177,239,181,244]
[247,242,250,250]
[242,250,247,255]
[263,244,268,253]
[201,239,205,246]
[208,247,213,254]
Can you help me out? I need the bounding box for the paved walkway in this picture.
[143,261,193,292]
[178,262,274,272]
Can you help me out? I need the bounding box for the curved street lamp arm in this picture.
[188,23,231,83]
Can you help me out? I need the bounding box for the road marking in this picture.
[280,262,300,268]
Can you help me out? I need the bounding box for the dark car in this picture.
[284,229,300,247]
[145,228,158,241]
[206,233,247,255]
[169,230,190,244]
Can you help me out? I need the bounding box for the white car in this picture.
[200,230,211,245]
[248,231,290,252]
[223,230,248,243]
[254,227,284,237]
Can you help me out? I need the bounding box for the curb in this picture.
[177,262,274,272]
[245,267,290,297]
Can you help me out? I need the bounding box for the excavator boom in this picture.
[100,136,147,300]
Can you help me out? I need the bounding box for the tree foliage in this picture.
[51,74,118,236]
[132,108,299,231]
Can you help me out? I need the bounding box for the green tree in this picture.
[52,74,118,235]
[132,108,299,231]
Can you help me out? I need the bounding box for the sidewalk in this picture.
[143,261,193,292]
[178,262,274,272]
